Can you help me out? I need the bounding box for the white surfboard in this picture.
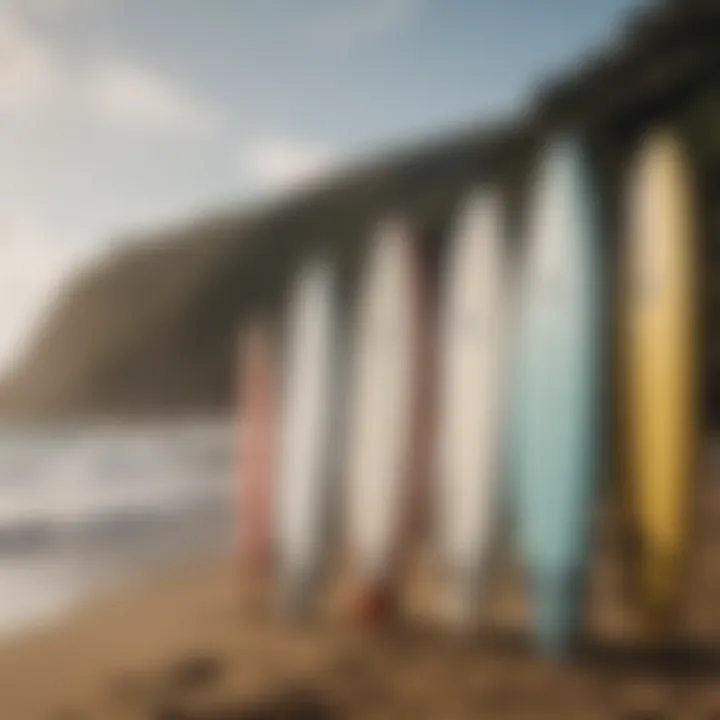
[345,218,423,623]
[276,260,337,616]
[436,188,508,629]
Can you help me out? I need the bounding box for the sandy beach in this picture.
[0,478,719,720]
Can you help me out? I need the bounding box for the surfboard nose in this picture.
[539,136,586,178]
[529,567,583,656]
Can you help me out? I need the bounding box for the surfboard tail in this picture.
[279,561,318,621]
[529,566,584,656]
[444,567,484,633]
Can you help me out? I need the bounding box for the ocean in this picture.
[0,420,237,638]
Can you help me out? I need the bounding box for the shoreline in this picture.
[0,483,719,718]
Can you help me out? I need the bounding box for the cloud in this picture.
[0,8,221,138]
[309,0,424,42]
[0,11,58,110]
[237,137,335,190]
[86,60,221,137]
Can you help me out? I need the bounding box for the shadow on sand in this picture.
[106,653,335,720]
[151,688,334,720]
[579,639,720,680]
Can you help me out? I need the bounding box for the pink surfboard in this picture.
[236,321,278,582]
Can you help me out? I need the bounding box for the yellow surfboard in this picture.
[621,128,697,639]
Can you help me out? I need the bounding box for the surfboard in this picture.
[436,188,509,630]
[236,322,278,584]
[276,260,338,617]
[510,137,602,654]
[345,218,425,625]
[620,128,697,639]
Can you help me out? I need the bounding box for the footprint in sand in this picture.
[152,686,335,720]
[166,655,225,693]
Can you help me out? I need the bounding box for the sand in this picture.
[1,482,720,719]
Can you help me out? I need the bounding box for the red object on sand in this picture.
[352,582,399,628]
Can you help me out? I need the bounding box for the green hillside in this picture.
[1,0,719,422]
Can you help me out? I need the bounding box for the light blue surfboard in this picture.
[510,136,603,654]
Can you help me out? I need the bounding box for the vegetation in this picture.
[1,0,719,422]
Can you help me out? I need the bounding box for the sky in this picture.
[0,0,654,371]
